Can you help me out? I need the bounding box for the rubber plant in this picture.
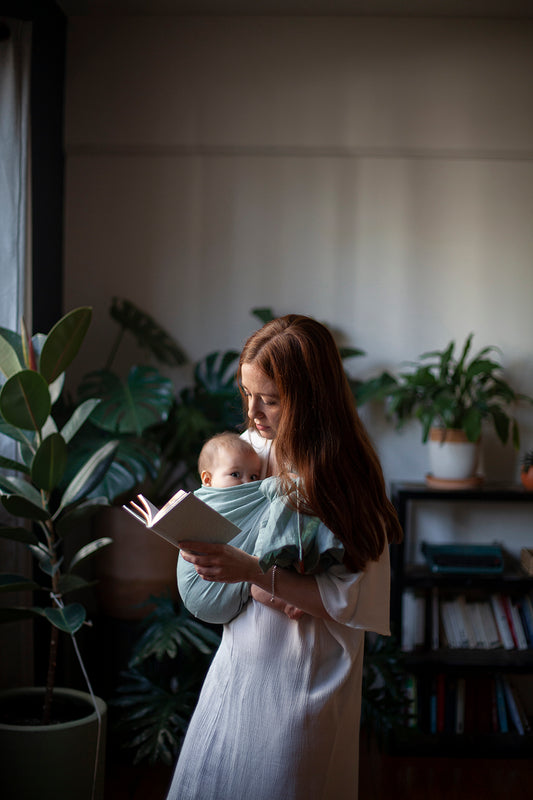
[0,307,117,723]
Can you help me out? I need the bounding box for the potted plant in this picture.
[0,307,119,799]
[361,333,533,486]
[521,450,533,491]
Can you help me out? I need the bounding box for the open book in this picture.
[123,490,240,549]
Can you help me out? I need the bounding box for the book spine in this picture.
[490,594,515,650]
[440,600,459,648]
[502,678,525,735]
[509,598,529,650]
[520,595,533,646]
[449,597,470,647]
[431,587,440,650]
[494,675,508,733]
[479,600,503,649]
[455,677,466,734]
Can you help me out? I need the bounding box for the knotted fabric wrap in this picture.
[177,477,344,624]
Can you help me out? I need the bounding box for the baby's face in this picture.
[208,448,261,487]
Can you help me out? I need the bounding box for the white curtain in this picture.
[0,18,33,689]
[0,18,31,335]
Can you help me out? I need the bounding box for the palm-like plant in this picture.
[111,593,221,765]
[360,334,533,446]
[0,308,118,723]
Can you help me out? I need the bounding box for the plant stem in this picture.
[42,624,58,725]
[105,328,125,371]
[42,516,60,725]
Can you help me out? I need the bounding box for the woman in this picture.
[167,314,402,800]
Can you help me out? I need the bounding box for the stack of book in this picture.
[402,590,533,652]
[404,673,531,736]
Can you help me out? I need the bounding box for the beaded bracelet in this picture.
[270,565,278,603]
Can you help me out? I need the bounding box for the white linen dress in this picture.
[166,547,391,800]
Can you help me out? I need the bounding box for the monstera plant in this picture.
[67,297,186,503]
[0,307,117,720]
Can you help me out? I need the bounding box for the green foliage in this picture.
[111,593,221,765]
[146,349,243,502]
[0,308,117,718]
[521,450,533,473]
[69,298,186,502]
[361,633,411,736]
[363,333,533,446]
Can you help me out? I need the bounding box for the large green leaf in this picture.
[0,574,40,592]
[0,526,39,545]
[60,398,100,443]
[0,473,46,506]
[1,494,50,521]
[69,537,113,571]
[109,297,187,367]
[59,440,118,509]
[42,603,86,634]
[0,417,36,447]
[83,366,174,436]
[39,307,92,384]
[0,607,40,623]
[55,495,110,536]
[31,432,68,491]
[0,454,30,475]
[194,351,240,394]
[0,333,23,380]
[57,573,96,595]
[0,370,51,431]
[250,307,275,324]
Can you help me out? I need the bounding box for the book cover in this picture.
[123,491,241,549]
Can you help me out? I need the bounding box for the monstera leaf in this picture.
[79,365,174,436]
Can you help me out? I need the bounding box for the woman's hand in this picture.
[179,541,331,620]
[179,541,261,585]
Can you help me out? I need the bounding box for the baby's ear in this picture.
[201,470,212,486]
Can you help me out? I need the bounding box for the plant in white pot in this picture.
[0,307,120,800]
[361,333,533,486]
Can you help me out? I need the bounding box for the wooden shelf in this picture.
[389,482,533,758]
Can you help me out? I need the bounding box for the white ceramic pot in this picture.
[427,427,480,481]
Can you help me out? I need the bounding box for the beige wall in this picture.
[64,15,533,493]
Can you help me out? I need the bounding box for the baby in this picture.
[198,431,261,488]
[196,432,302,620]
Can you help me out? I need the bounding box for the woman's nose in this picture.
[248,396,262,419]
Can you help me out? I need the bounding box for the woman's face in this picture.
[240,362,281,440]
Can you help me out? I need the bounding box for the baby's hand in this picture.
[283,604,304,620]
[250,584,303,619]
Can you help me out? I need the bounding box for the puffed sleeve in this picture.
[177,553,250,624]
[315,545,391,635]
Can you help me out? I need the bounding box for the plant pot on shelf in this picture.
[426,427,483,489]
[521,468,533,491]
[0,687,107,800]
[94,506,179,620]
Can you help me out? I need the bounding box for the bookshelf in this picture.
[389,482,533,757]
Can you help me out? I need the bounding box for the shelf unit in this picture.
[389,481,533,757]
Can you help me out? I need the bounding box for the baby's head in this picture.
[198,432,261,488]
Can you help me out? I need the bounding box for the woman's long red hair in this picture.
[238,314,402,572]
